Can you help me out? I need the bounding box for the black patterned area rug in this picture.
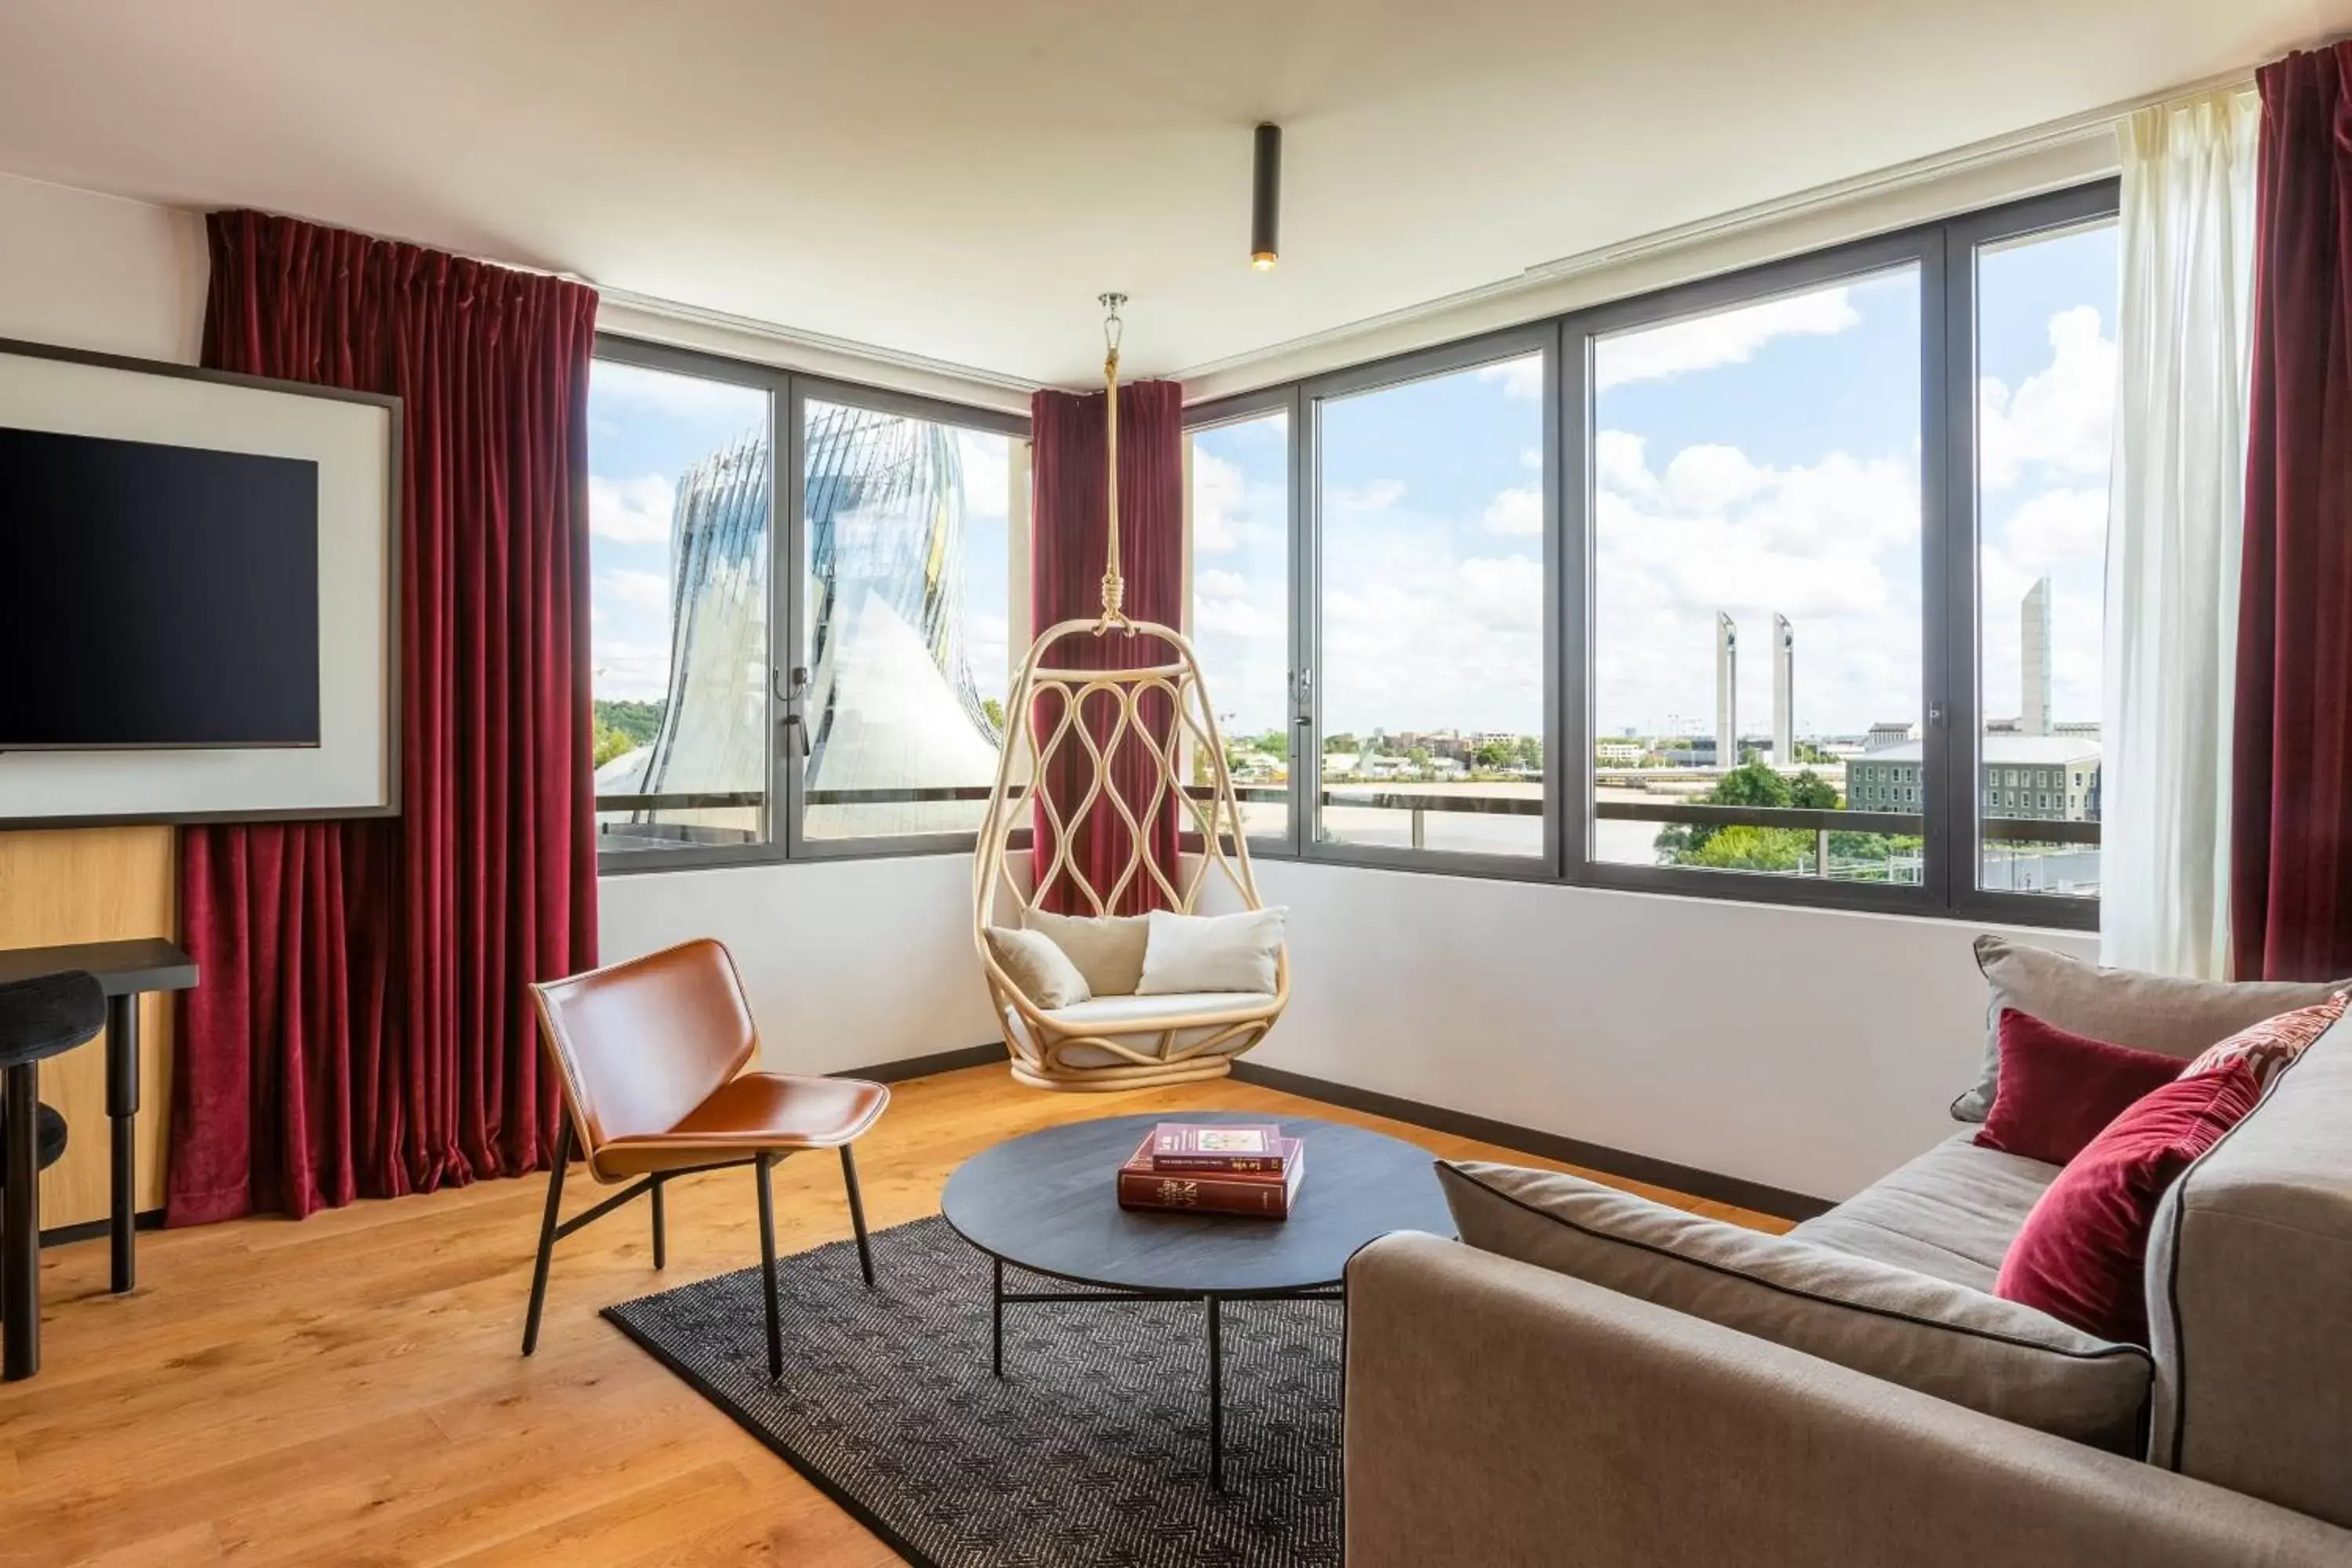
[604,1215,1341,1568]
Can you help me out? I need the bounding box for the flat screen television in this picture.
[0,425,321,750]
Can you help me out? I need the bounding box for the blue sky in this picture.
[586,363,1012,708]
[1188,221,2118,743]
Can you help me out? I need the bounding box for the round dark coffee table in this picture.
[940,1111,1454,1487]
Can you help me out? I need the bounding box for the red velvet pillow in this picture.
[1994,1064,2262,1345]
[1975,1008,2186,1166]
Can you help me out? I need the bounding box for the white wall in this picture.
[597,855,1000,1076]
[0,171,205,361]
[1251,860,2094,1202]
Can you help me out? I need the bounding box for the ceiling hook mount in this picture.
[1099,292,1127,358]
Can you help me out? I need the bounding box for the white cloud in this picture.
[2003,486,2108,572]
[956,428,1012,521]
[1520,446,1543,470]
[590,637,672,702]
[1661,444,1767,514]
[1196,568,1252,597]
[1191,449,1246,552]
[1980,305,2114,490]
[590,359,768,420]
[1482,485,1543,536]
[589,472,675,545]
[1330,477,1405,513]
[599,568,671,619]
[1476,356,1545,401]
[1595,286,1858,390]
[1195,595,1283,641]
[1595,430,1658,503]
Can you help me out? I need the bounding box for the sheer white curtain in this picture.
[2101,89,2259,976]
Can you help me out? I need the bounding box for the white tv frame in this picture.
[0,337,401,826]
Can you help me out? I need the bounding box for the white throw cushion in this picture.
[1135,907,1287,996]
[1024,908,1150,996]
[983,925,1091,1008]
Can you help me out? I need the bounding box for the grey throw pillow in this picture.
[1440,1160,2153,1452]
[1954,935,2352,1121]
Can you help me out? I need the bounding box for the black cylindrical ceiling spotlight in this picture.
[1250,123,1282,271]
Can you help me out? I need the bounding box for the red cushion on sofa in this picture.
[1975,1008,2186,1166]
[1994,1064,2263,1345]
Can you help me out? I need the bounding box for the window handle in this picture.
[782,711,811,758]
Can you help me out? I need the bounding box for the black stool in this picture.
[0,969,105,1381]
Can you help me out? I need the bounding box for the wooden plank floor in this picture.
[0,1065,1784,1566]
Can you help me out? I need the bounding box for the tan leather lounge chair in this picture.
[521,938,887,1376]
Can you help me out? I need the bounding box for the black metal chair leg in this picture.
[3,1063,42,1381]
[840,1144,874,1287]
[650,1174,666,1270]
[521,1120,571,1356]
[755,1153,783,1380]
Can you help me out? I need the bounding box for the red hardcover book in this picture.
[1148,1121,1288,1174]
[1120,1134,1306,1218]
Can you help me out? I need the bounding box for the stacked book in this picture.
[1116,1122,1306,1219]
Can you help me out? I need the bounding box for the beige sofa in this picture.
[1344,1014,2352,1566]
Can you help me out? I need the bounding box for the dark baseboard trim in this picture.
[836,1040,1007,1084]
[41,1210,165,1250]
[1229,1062,1834,1223]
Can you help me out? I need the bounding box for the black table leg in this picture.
[4,1062,41,1381]
[1208,1294,1224,1490]
[992,1256,1004,1377]
[106,993,137,1294]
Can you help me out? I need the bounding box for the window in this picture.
[1588,261,1924,887]
[588,341,1025,870]
[1185,401,1292,844]
[1181,181,2111,926]
[1972,215,2115,900]
[800,395,1017,846]
[1310,338,1549,864]
[589,354,775,858]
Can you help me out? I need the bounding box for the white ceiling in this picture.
[0,1,2336,387]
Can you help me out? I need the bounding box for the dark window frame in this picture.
[591,334,1029,877]
[1181,179,2118,929]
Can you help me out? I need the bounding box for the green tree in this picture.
[1515,735,1543,769]
[980,697,1006,732]
[1323,731,1359,755]
[1472,739,1515,771]
[1686,825,1812,872]
[1788,769,1839,810]
[591,720,636,768]
[592,698,666,747]
[1257,728,1290,761]
[1406,745,1432,768]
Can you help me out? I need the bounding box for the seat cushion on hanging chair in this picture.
[1032,991,1281,1032]
[1024,908,1151,996]
[1137,907,1287,996]
[983,926,1092,1009]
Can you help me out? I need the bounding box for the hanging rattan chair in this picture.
[971,296,1289,1091]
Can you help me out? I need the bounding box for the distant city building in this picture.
[1846,736,2101,822]
[2054,719,2101,740]
[1715,612,1737,770]
[1864,720,1919,753]
[1595,741,1646,767]
[1771,614,1794,766]
[2020,575,2053,738]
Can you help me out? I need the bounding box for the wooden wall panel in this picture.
[0,826,176,1229]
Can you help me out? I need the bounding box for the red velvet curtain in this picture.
[1028,380,1184,914]
[169,212,600,1224]
[2231,45,2352,982]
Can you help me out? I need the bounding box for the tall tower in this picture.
[2020,576,2052,737]
[1715,612,1738,770]
[1772,614,1795,766]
